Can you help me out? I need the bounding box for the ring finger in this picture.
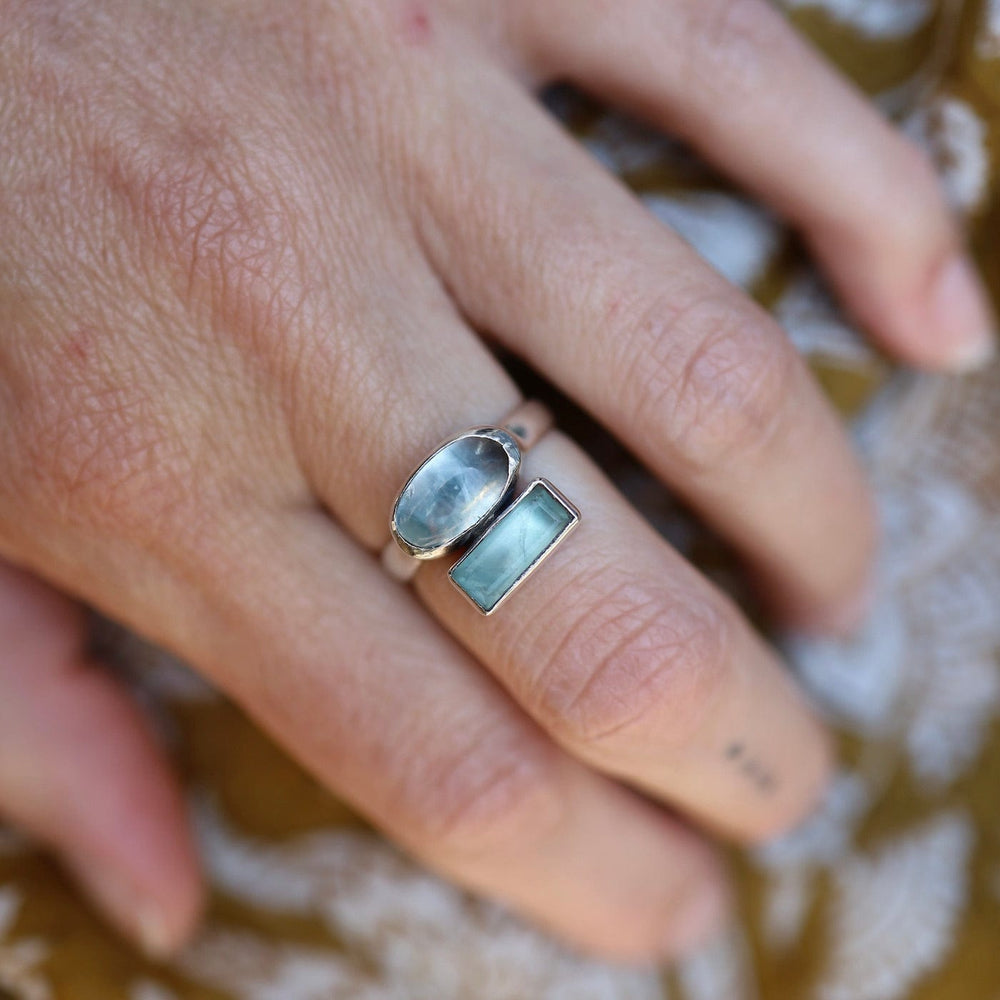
[293,260,832,844]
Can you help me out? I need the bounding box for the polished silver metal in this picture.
[499,398,555,452]
[381,400,579,613]
[381,538,423,582]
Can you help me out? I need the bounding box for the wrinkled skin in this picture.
[0,0,993,962]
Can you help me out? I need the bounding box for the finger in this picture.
[0,242,729,964]
[0,560,202,957]
[509,0,996,371]
[0,392,732,960]
[278,253,834,841]
[411,61,875,632]
[164,509,731,963]
[414,430,834,843]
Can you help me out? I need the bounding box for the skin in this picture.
[0,0,995,964]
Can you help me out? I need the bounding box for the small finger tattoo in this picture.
[725,741,778,794]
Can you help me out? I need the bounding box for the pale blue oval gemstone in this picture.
[394,434,517,553]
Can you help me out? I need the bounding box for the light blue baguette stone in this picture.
[449,479,577,614]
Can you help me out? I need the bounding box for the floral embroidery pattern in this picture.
[3,3,1000,997]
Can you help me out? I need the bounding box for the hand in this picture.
[0,0,992,963]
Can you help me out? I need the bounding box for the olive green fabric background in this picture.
[3,1,1000,997]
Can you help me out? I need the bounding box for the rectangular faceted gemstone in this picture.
[449,479,579,614]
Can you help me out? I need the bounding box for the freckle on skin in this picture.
[65,329,95,366]
[400,2,433,46]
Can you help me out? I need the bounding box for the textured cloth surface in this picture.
[3,1,1000,997]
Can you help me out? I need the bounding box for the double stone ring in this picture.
[381,400,580,615]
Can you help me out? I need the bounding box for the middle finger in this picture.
[410,57,877,634]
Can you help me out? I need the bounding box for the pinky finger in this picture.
[513,0,997,371]
[0,560,203,957]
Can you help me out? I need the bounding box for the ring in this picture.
[381,400,580,615]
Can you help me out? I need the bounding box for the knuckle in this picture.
[681,0,779,100]
[629,295,797,476]
[893,137,943,198]
[878,138,956,248]
[94,113,309,338]
[13,343,201,544]
[528,566,733,752]
[397,726,566,857]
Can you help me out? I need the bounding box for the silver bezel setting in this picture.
[389,426,521,561]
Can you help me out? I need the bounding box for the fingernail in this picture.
[70,859,173,960]
[135,901,173,960]
[931,255,997,372]
[662,881,732,960]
